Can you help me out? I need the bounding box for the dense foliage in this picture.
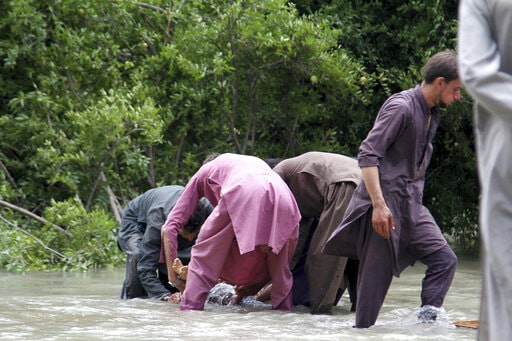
[0,0,478,272]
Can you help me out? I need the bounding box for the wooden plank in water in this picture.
[452,320,479,329]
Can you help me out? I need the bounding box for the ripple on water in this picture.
[0,265,480,341]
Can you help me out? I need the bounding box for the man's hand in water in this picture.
[233,280,268,304]
[167,292,182,304]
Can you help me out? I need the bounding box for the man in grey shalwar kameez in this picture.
[271,152,361,314]
[458,1,512,339]
[323,51,461,328]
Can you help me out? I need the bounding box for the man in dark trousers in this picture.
[117,185,212,300]
[265,151,361,314]
[323,51,461,328]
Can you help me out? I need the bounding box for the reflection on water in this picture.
[0,258,480,340]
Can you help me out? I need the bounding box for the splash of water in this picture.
[206,283,236,306]
[206,283,271,309]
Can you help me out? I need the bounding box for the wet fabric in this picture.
[458,1,512,340]
[290,218,317,307]
[273,152,361,313]
[323,86,456,328]
[162,153,301,311]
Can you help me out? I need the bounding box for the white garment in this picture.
[458,1,512,340]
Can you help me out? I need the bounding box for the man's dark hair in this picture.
[422,50,459,84]
[264,158,282,169]
[202,153,221,165]
[183,197,213,233]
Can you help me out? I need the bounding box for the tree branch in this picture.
[0,199,72,236]
[137,2,167,14]
[100,171,123,224]
[86,168,103,211]
[0,214,65,259]
[146,144,156,188]
[0,159,18,190]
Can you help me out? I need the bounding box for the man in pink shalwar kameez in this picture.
[161,153,301,311]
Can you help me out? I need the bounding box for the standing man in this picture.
[270,152,361,313]
[458,1,512,339]
[161,153,301,311]
[323,51,461,328]
[117,185,212,300]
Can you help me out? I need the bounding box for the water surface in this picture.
[0,257,480,340]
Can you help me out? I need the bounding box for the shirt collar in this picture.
[413,84,439,116]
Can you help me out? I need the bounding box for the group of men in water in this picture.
[117,50,463,329]
[120,0,512,336]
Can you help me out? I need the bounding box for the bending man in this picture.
[161,153,301,311]
[117,185,212,300]
[268,152,361,313]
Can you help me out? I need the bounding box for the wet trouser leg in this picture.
[419,244,457,307]
[475,113,512,341]
[180,201,234,310]
[354,216,393,328]
[344,258,359,312]
[266,236,297,311]
[306,182,355,314]
[120,234,146,299]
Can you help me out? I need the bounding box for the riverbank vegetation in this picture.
[0,0,478,272]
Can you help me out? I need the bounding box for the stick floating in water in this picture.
[452,320,478,329]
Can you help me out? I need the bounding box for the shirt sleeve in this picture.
[161,174,203,260]
[138,217,170,299]
[358,99,410,167]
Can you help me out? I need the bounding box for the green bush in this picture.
[0,0,480,272]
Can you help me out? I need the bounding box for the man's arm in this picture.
[361,166,394,239]
[161,226,185,291]
[137,225,173,299]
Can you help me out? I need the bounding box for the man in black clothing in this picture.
[117,185,212,300]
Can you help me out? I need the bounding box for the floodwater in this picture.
[0,257,480,340]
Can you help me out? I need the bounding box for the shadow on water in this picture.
[0,257,480,340]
